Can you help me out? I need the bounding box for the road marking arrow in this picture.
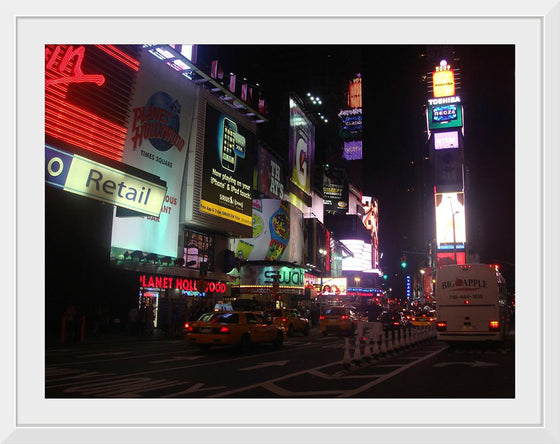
[433,361,498,368]
[239,360,290,371]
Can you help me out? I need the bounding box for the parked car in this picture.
[264,308,310,337]
[319,306,361,336]
[378,311,406,331]
[185,311,285,352]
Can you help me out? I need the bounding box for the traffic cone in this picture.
[372,336,380,358]
[363,339,372,362]
[343,338,351,369]
[352,338,362,365]
[380,335,387,356]
[394,335,401,352]
[387,335,394,354]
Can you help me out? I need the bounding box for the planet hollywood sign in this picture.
[139,273,227,293]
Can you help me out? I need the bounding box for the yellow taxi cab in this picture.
[319,305,360,336]
[185,311,285,352]
[410,310,437,327]
[264,308,310,337]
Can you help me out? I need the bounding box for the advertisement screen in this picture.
[200,104,256,227]
[436,251,466,266]
[320,277,348,296]
[323,173,349,214]
[230,199,303,264]
[435,192,466,249]
[428,103,463,130]
[288,97,315,201]
[432,69,455,98]
[111,49,197,258]
[434,148,463,190]
[342,140,363,160]
[434,131,460,150]
[257,144,285,199]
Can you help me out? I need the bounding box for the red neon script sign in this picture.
[45,45,105,89]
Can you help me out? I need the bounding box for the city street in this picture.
[45,326,514,399]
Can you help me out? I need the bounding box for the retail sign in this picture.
[45,145,167,217]
[434,131,460,150]
[139,273,227,293]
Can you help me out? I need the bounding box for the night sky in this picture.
[195,45,515,290]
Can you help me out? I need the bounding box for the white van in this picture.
[435,264,510,342]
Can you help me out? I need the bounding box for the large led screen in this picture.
[428,103,463,130]
[257,144,285,199]
[434,131,460,150]
[200,104,256,227]
[432,69,455,98]
[434,148,463,191]
[435,192,466,249]
[230,199,303,264]
[111,49,197,258]
[288,97,315,202]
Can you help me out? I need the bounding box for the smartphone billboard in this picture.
[200,104,256,227]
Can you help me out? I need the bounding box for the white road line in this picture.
[336,345,448,398]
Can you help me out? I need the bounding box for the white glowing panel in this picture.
[434,131,459,150]
[435,192,466,249]
[340,239,372,271]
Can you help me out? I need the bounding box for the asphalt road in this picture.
[45,326,514,398]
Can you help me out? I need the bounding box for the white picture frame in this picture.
[5,2,559,443]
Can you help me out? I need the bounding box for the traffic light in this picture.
[400,255,407,268]
[383,274,388,280]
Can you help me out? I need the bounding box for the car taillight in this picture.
[429,318,434,322]
[219,326,229,333]
[436,321,447,332]
[340,315,349,320]
[184,322,193,332]
[411,317,417,321]
[319,315,325,320]
[393,321,399,326]
[282,318,287,323]
[489,321,500,331]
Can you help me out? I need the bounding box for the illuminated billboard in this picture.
[434,131,460,150]
[111,49,197,258]
[257,144,285,199]
[434,148,463,191]
[288,97,315,204]
[435,192,466,250]
[200,104,256,227]
[320,277,348,296]
[428,102,463,130]
[437,251,466,266]
[323,172,349,214]
[433,69,455,98]
[342,140,363,160]
[341,239,372,272]
[230,199,303,264]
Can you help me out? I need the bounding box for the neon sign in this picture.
[45,45,140,162]
[139,274,227,293]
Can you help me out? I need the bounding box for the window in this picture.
[183,228,214,272]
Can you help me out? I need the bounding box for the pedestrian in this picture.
[63,303,76,344]
[127,306,138,335]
